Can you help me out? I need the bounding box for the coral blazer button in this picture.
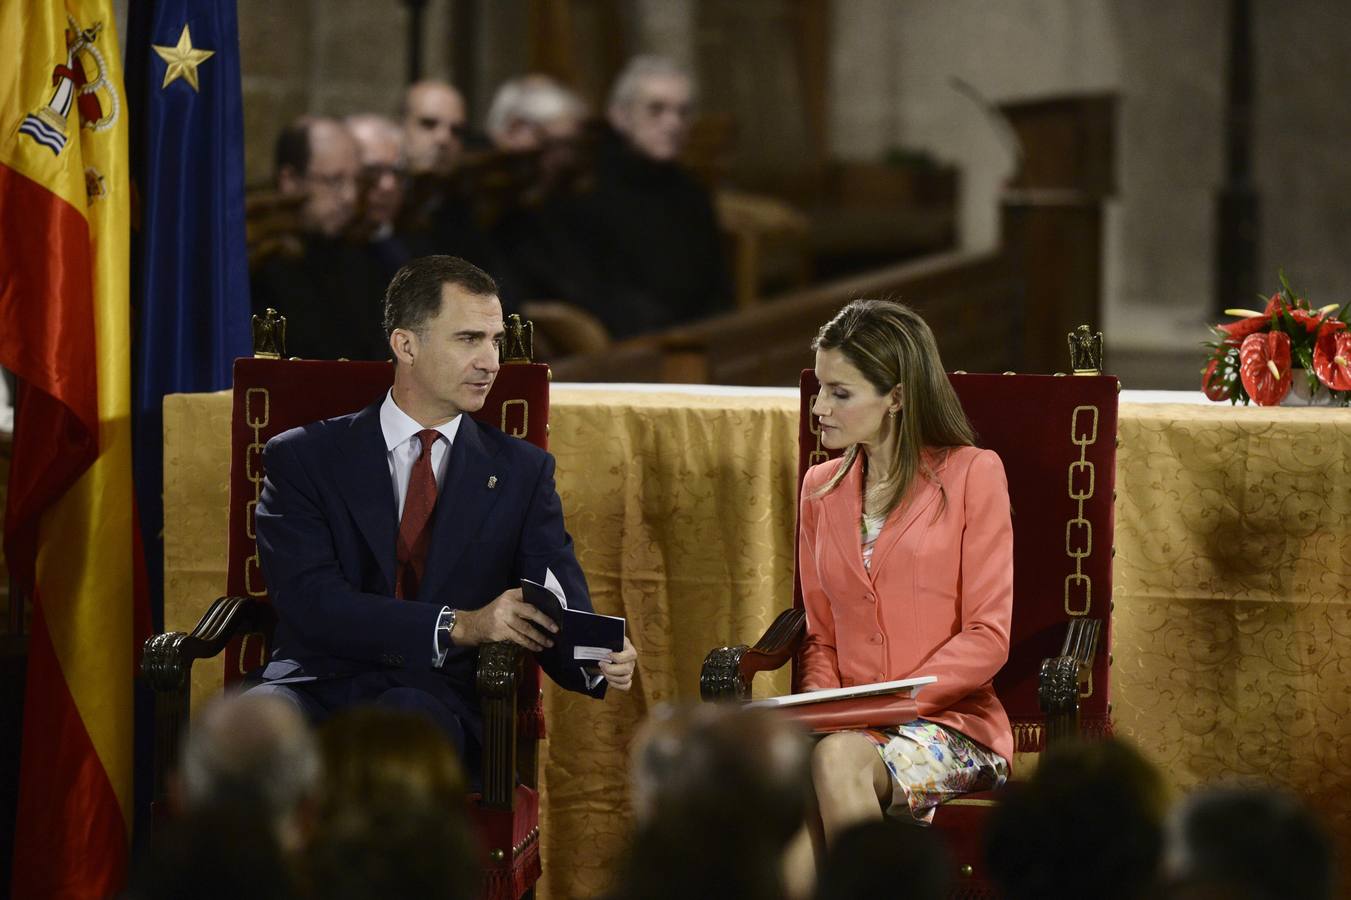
[869,633,883,644]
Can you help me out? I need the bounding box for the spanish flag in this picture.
[0,2,139,896]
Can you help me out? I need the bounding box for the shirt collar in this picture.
[379,390,462,452]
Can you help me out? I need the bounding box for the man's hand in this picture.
[599,636,638,691]
[453,588,558,652]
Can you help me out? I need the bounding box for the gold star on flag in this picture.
[152,24,214,92]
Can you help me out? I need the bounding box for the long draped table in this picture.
[162,386,1351,898]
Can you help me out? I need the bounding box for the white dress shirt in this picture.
[380,391,461,665]
[378,391,605,685]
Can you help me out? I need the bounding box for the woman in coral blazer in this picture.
[798,299,1013,844]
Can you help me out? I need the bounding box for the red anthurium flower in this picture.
[1219,294,1284,341]
[1313,329,1351,391]
[1219,314,1270,342]
[1290,308,1346,334]
[1202,357,1230,401]
[1239,332,1293,405]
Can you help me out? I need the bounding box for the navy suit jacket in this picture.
[253,397,604,738]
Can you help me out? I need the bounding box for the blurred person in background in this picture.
[402,80,467,178]
[1164,785,1335,900]
[612,703,811,900]
[486,74,587,179]
[125,693,321,900]
[251,115,388,360]
[398,79,510,305]
[345,113,412,279]
[985,738,1169,900]
[487,75,608,323]
[176,692,323,856]
[577,55,729,337]
[813,819,950,900]
[304,706,477,900]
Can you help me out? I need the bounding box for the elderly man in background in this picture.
[486,75,586,166]
[583,55,729,337]
[251,115,388,360]
[487,75,605,312]
[346,113,412,279]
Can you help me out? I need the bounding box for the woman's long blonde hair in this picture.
[812,299,975,517]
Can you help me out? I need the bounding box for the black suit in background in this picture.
[495,128,731,341]
[250,234,389,361]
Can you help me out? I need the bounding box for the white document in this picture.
[746,675,937,708]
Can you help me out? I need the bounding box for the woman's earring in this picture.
[888,408,898,419]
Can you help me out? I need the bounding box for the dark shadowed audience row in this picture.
[250,56,730,362]
[126,693,1335,900]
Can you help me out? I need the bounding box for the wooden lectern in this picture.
[999,93,1117,374]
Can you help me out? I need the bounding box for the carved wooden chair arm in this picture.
[475,641,524,810]
[142,596,274,693]
[1037,617,1103,746]
[700,608,806,701]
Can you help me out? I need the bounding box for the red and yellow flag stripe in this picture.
[1,1,137,896]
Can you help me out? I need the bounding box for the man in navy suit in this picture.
[251,254,637,771]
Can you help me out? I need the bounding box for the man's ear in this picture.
[389,327,417,365]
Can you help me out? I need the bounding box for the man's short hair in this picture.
[274,116,316,180]
[383,255,499,338]
[608,55,693,111]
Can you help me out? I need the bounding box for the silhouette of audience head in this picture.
[986,737,1168,900]
[305,705,477,900]
[274,115,361,238]
[402,79,468,176]
[344,113,406,234]
[615,703,811,900]
[1165,785,1335,900]
[607,55,694,163]
[127,805,296,900]
[177,691,322,855]
[815,819,951,900]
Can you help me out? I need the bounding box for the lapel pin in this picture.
[487,476,498,489]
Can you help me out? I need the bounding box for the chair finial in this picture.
[501,314,534,364]
[252,308,287,359]
[1068,325,1103,375]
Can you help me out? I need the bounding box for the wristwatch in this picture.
[439,607,459,648]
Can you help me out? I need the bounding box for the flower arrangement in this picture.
[1203,272,1351,406]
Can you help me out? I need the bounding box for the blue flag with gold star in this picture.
[126,0,251,635]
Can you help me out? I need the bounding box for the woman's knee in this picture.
[811,732,880,784]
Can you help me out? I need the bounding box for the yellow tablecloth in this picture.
[1109,402,1351,876]
[162,390,1351,897]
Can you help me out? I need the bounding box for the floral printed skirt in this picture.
[860,719,1008,824]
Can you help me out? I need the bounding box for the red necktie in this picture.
[395,429,440,600]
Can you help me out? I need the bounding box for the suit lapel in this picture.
[416,416,503,606]
[334,401,398,592]
[821,460,873,589]
[866,450,948,579]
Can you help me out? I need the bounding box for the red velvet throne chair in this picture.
[701,328,1119,897]
[142,314,549,900]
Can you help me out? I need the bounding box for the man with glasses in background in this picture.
[396,81,507,303]
[251,115,389,360]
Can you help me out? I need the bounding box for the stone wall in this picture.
[237,0,455,184]
[828,0,1351,352]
